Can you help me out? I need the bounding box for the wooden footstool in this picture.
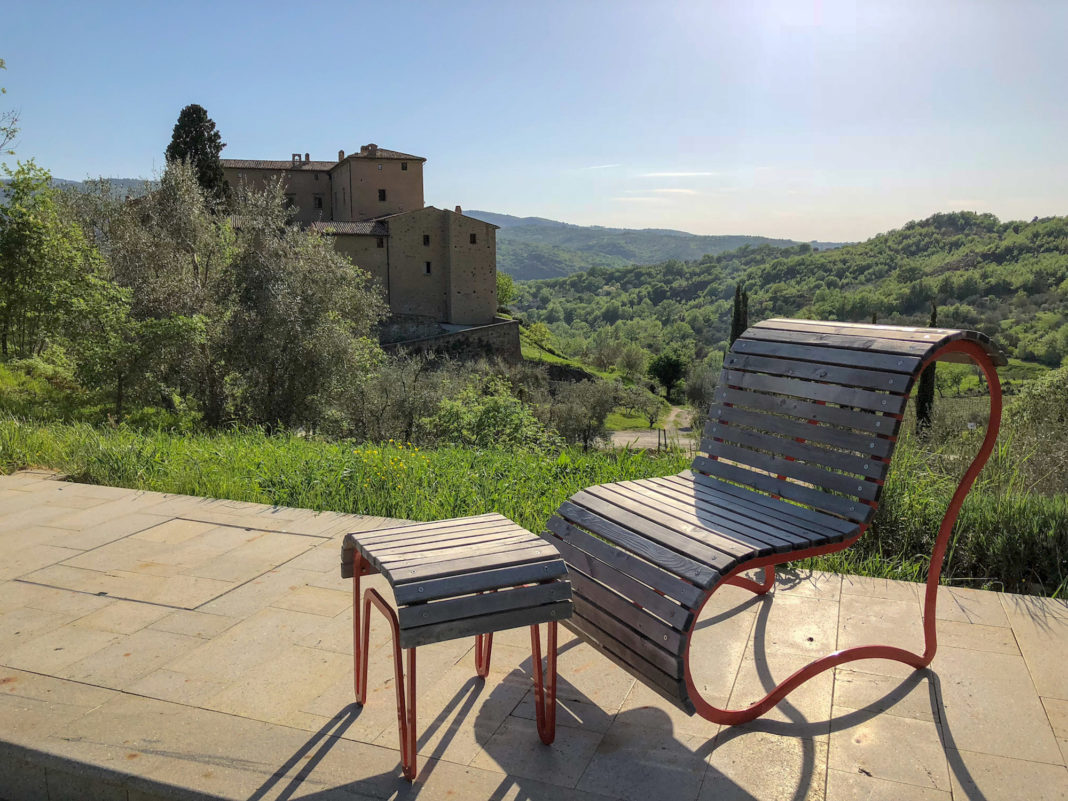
[340,513,572,780]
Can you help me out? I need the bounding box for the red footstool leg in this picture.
[530,621,558,745]
[475,633,493,678]
[363,587,418,781]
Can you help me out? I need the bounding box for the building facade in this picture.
[221,144,497,326]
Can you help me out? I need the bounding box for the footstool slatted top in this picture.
[341,513,572,649]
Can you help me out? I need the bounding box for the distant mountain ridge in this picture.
[467,210,846,281]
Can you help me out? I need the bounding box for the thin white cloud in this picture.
[653,188,699,195]
[642,171,718,177]
[580,163,622,170]
[612,196,666,203]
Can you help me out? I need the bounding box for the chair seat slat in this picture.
[723,370,907,415]
[725,352,912,393]
[557,501,720,589]
[730,338,922,373]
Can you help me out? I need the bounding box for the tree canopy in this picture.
[165,104,228,203]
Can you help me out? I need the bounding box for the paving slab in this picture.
[1,471,1066,801]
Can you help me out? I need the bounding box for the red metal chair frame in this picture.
[683,339,1003,724]
[350,551,559,780]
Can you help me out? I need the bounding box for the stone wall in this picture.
[383,318,521,363]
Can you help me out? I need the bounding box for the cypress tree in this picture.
[729,284,749,346]
[915,303,938,434]
[165,104,229,204]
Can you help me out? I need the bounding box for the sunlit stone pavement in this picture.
[1,470,1065,801]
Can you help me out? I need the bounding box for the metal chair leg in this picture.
[682,339,1002,726]
[530,621,558,745]
[726,565,775,595]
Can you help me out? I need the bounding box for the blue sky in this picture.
[3,0,1066,241]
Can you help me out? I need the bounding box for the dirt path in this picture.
[608,405,695,450]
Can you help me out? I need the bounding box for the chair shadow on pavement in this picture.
[258,590,987,801]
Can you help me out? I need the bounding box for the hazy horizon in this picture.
[4,0,1065,242]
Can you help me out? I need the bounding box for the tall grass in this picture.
[0,420,686,535]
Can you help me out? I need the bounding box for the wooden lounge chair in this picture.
[543,319,1004,724]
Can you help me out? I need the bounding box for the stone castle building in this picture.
[221,144,498,326]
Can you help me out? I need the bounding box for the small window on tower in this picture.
[423,234,430,246]
[376,237,385,248]
[424,262,432,275]
[378,189,387,201]
[313,195,323,209]
[401,162,408,171]
[469,233,477,244]
[377,164,383,171]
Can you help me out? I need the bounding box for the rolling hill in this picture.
[513,211,1068,368]
[467,210,845,281]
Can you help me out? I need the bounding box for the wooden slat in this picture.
[400,600,571,649]
[557,502,719,589]
[680,472,858,536]
[394,560,567,605]
[730,338,922,373]
[754,319,963,343]
[598,482,791,555]
[397,582,569,630]
[352,514,503,543]
[725,352,911,393]
[699,442,881,501]
[722,370,907,415]
[360,522,520,554]
[571,595,681,677]
[571,572,684,652]
[649,476,834,544]
[701,420,888,480]
[544,517,705,609]
[706,402,897,458]
[562,618,692,711]
[376,533,535,567]
[547,530,694,629]
[569,492,736,573]
[585,484,755,560]
[713,386,899,438]
[741,327,934,357]
[388,544,560,585]
[618,478,808,553]
[692,458,874,524]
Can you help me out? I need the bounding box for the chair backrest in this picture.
[694,319,1005,526]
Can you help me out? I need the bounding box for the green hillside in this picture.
[514,211,1068,368]
[468,210,844,281]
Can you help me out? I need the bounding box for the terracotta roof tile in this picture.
[350,148,425,162]
[222,159,336,171]
[307,220,389,236]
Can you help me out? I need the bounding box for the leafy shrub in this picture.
[422,377,561,451]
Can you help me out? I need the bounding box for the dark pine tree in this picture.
[165,104,229,204]
[729,284,749,346]
[915,303,938,434]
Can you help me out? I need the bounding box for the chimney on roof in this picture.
[455,205,462,214]
[292,153,302,164]
[304,153,310,162]
[338,149,345,161]
[360,143,378,156]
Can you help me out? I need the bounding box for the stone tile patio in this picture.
[0,470,1065,801]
